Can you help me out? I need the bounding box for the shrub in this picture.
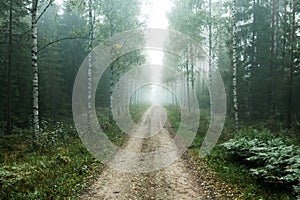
[221,128,300,195]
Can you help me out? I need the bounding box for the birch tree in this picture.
[100,0,142,122]
[208,0,213,122]
[31,0,39,144]
[31,0,54,146]
[87,0,94,129]
[232,0,239,130]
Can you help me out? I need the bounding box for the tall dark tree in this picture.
[6,0,13,134]
[287,0,296,128]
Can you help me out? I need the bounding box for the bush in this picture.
[221,128,300,195]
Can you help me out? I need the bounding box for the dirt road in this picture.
[80,105,208,199]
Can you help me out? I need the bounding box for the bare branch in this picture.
[38,36,88,52]
[24,6,32,12]
[36,0,55,22]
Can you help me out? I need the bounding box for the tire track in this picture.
[80,105,205,199]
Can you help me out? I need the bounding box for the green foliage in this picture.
[164,105,181,131]
[206,145,294,199]
[0,134,97,199]
[129,104,150,123]
[37,119,77,149]
[0,115,127,199]
[97,107,128,146]
[221,128,300,196]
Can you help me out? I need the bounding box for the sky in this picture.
[141,0,172,29]
[141,0,173,82]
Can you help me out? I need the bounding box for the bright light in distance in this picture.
[147,50,164,65]
[145,49,164,83]
[149,85,174,105]
[141,0,173,28]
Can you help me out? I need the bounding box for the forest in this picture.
[0,0,300,199]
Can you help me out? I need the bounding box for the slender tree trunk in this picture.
[191,56,194,90]
[197,70,201,104]
[174,82,177,105]
[123,67,127,112]
[87,0,94,130]
[109,64,114,122]
[282,0,287,68]
[109,25,115,123]
[249,0,257,121]
[31,0,39,145]
[269,0,276,116]
[116,67,121,115]
[6,0,13,134]
[209,0,213,122]
[232,0,239,130]
[275,0,279,116]
[186,58,190,111]
[283,0,288,82]
[287,0,295,128]
[280,0,289,121]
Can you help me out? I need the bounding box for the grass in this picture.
[0,132,98,199]
[164,105,181,131]
[0,107,127,199]
[129,104,151,123]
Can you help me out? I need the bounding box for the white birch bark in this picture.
[109,25,114,123]
[232,0,239,130]
[208,0,213,123]
[87,0,94,130]
[31,0,39,143]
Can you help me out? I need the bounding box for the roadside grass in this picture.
[0,107,127,199]
[165,106,299,200]
[129,104,151,123]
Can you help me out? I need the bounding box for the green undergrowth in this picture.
[97,107,129,146]
[164,105,181,131]
[165,106,299,199]
[129,104,151,123]
[0,108,127,199]
[165,106,209,147]
[220,128,300,198]
[206,129,299,199]
[206,148,295,199]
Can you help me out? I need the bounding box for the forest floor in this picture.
[79,106,240,200]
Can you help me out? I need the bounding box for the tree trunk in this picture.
[109,25,115,123]
[287,0,295,128]
[87,0,94,130]
[249,0,257,121]
[232,0,239,130]
[186,57,190,111]
[269,0,276,116]
[109,63,114,122]
[209,0,213,122]
[31,0,39,144]
[6,0,13,134]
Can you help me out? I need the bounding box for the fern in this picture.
[221,129,300,194]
